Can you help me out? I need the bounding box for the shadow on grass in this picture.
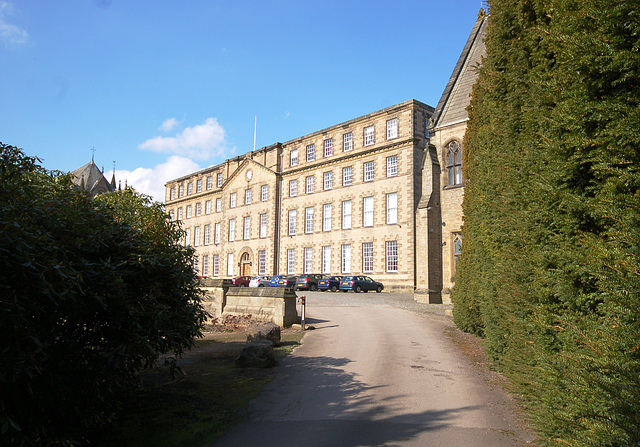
[89,331,304,447]
[277,340,301,348]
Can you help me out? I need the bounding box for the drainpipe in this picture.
[273,148,283,274]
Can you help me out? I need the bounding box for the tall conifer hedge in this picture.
[452,1,640,445]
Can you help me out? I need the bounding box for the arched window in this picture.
[446,140,463,186]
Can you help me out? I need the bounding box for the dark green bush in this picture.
[0,144,207,445]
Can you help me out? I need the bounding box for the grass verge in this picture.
[91,329,304,447]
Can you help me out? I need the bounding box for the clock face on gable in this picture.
[246,169,253,181]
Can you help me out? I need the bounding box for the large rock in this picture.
[235,341,276,368]
[246,322,281,346]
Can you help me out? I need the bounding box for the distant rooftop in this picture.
[71,160,116,196]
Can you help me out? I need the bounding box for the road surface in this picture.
[213,292,534,447]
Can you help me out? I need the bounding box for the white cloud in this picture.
[140,117,227,160]
[0,1,28,48]
[106,155,201,203]
[159,117,181,133]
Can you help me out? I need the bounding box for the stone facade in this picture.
[165,100,433,292]
[165,12,488,302]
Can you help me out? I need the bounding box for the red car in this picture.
[231,276,252,287]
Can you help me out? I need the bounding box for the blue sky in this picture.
[1,0,483,201]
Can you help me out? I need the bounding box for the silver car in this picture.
[249,275,270,287]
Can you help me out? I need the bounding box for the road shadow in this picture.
[213,354,523,446]
[300,316,329,325]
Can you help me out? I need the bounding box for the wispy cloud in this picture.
[0,1,28,49]
[107,155,201,203]
[159,117,182,133]
[139,117,228,160]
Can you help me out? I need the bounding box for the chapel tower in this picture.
[415,10,488,304]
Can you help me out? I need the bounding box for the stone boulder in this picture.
[246,322,281,346]
[235,341,276,368]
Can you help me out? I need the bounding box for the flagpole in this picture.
[253,116,257,152]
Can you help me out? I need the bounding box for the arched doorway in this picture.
[240,252,251,277]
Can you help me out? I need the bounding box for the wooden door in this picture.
[241,252,251,276]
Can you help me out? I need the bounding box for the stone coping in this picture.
[227,287,297,299]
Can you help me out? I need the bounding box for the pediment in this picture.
[223,158,277,190]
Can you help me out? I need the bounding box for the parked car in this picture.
[231,275,252,287]
[268,275,284,287]
[318,275,342,292]
[295,273,324,291]
[277,276,297,288]
[249,275,270,287]
[339,276,384,293]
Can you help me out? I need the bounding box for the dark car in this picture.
[268,275,284,287]
[295,273,324,291]
[339,275,384,293]
[317,275,342,292]
[231,275,252,287]
[277,276,297,288]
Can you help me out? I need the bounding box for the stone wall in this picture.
[200,278,231,320]
[224,287,298,327]
[199,279,298,327]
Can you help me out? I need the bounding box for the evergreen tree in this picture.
[453,0,640,444]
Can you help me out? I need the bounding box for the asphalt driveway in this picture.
[212,292,534,447]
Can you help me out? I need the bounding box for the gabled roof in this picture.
[223,157,278,188]
[71,160,115,195]
[433,10,488,129]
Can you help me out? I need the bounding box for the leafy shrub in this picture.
[0,144,207,445]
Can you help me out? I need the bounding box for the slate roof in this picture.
[71,160,115,195]
[432,11,488,129]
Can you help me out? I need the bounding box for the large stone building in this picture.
[164,11,487,303]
